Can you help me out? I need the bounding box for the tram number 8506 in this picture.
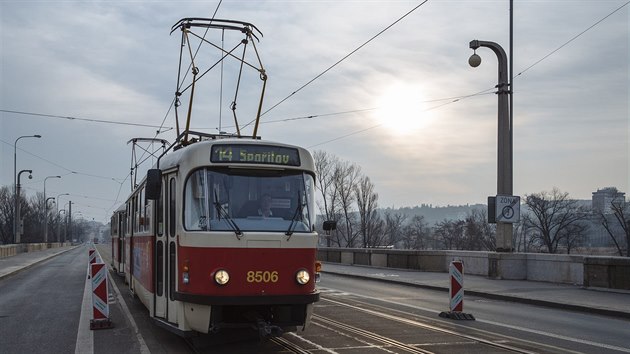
[246,271,279,283]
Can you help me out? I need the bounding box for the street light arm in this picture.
[469,39,509,91]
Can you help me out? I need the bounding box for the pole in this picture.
[16,170,32,243]
[469,40,513,251]
[13,134,41,243]
[69,201,73,243]
[44,176,61,243]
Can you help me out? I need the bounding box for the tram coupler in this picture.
[257,319,283,338]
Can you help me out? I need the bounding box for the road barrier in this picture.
[88,247,113,330]
[439,260,475,320]
[89,248,98,264]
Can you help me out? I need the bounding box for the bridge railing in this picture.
[317,248,630,291]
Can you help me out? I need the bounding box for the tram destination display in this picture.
[211,144,301,166]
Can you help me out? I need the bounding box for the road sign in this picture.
[495,195,520,223]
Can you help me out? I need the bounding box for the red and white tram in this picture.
[110,135,324,336]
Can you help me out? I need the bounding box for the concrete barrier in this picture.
[584,256,630,290]
[317,247,629,290]
[0,242,70,259]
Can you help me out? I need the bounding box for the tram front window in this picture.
[184,168,315,233]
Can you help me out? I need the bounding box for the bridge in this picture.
[1,244,629,353]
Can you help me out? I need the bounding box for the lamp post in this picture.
[58,209,67,243]
[15,169,33,243]
[45,197,56,242]
[469,39,513,252]
[13,134,41,243]
[56,193,70,214]
[44,175,61,243]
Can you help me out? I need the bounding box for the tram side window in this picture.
[157,184,164,236]
[169,178,176,237]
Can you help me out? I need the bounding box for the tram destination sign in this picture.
[211,144,301,166]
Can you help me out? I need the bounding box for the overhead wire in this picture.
[0,109,172,130]
[306,1,629,148]
[241,0,431,131]
[515,0,629,78]
[0,138,125,184]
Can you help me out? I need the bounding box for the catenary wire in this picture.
[241,0,431,131]
[306,1,629,148]
[0,109,172,130]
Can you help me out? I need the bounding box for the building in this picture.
[592,187,626,215]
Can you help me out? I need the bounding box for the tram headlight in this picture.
[296,269,310,285]
[214,269,230,285]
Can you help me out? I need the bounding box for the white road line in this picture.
[75,269,94,354]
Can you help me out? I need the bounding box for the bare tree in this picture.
[383,211,407,247]
[313,151,341,246]
[335,160,361,247]
[0,187,14,244]
[524,188,590,254]
[560,221,589,254]
[599,200,630,256]
[463,208,496,251]
[313,151,338,221]
[402,215,431,249]
[355,175,384,247]
[434,219,466,250]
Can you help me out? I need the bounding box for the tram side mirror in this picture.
[322,220,337,235]
[146,169,162,200]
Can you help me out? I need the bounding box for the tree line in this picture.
[0,186,94,244]
[314,152,630,256]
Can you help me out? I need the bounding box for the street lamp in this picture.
[13,134,41,243]
[469,39,513,252]
[58,209,67,243]
[15,169,33,243]
[56,193,70,213]
[44,175,61,243]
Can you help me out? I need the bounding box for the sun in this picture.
[372,83,433,135]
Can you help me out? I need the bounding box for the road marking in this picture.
[75,271,94,354]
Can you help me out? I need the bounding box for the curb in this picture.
[321,269,630,320]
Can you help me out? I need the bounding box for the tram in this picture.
[110,135,325,336]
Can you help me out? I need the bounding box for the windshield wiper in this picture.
[286,192,304,239]
[214,191,242,239]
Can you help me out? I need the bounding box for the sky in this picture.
[1,0,628,223]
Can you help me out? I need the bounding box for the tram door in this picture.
[155,174,178,324]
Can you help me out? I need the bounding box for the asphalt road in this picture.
[3,246,628,354]
[0,246,86,354]
[319,273,630,353]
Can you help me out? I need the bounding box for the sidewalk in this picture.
[321,262,630,319]
[0,245,78,279]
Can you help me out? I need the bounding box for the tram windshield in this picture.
[184,167,315,233]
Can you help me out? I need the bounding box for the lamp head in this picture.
[469,53,481,68]
[28,174,33,180]
[34,135,42,138]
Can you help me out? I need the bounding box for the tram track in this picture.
[312,314,434,354]
[270,336,312,354]
[319,295,575,354]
